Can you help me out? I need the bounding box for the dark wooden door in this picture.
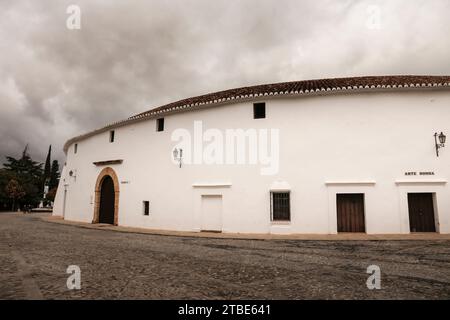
[408,193,436,232]
[99,176,115,224]
[337,193,365,232]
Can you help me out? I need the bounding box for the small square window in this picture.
[253,102,266,119]
[157,118,164,132]
[271,192,290,221]
[74,144,78,154]
[109,130,115,143]
[143,201,149,216]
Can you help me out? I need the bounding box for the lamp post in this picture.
[434,132,446,157]
[173,148,183,168]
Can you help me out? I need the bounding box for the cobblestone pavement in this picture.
[1,212,450,299]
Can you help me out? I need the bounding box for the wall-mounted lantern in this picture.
[434,132,446,157]
[173,148,183,168]
[68,169,77,181]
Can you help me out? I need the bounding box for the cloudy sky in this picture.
[1,0,449,164]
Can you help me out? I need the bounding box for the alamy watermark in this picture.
[171,121,280,175]
[66,5,81,30]
[366,5,381,30]
[66,265,81,290]
[366,264,381,290]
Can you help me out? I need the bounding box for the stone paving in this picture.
[1,212,450,299]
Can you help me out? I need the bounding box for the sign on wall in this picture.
[404,171,435,176]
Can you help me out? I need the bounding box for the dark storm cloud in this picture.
[1,0,449,163]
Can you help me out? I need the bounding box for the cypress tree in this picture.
[49,160,60,190]
[43,145,51,187]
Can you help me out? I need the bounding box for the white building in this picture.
[53,75,450,234]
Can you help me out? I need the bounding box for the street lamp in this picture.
[173,148,183,168]
[434,132,446,157]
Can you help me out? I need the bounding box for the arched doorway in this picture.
[93,167,119,225]
[99,176,115,224]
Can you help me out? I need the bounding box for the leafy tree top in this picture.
[3,146,43,179]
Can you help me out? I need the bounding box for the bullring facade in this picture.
[53,75,450,234]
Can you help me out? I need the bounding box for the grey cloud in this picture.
[0,0,449,164]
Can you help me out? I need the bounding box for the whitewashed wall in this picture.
[53,89,450,234]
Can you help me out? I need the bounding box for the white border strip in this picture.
[192,182,232,188]
[325,181,376,186]
[395,180,447,185]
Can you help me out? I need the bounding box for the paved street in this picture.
[1,212,450,299]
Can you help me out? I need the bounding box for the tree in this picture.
[4,146,43,179]
[5,179,25,211]
[43,145,52,188]
[46,187,58,202]
[3,145,44,208]
[49,160,60,190]
[0,169,14,211]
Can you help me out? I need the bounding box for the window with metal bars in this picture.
[271,192,290,221]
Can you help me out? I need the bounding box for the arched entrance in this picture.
[99,176,115,224]
[93,167,119,225]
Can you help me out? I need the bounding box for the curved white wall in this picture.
[53,89,450,234]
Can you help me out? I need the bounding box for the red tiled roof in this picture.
[64,75,450,152]
[129,75,450,120]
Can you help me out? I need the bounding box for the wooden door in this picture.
[408,193,436,232]
[337,193,365,232]
[99,176,115,224]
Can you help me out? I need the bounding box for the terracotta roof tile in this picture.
[128,75,450,120]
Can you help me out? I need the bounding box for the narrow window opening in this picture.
[143,201,150,216]
[74,144,78,154]
[253,102,266,119]
[157,118,165,132]
[110,130,115,143]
